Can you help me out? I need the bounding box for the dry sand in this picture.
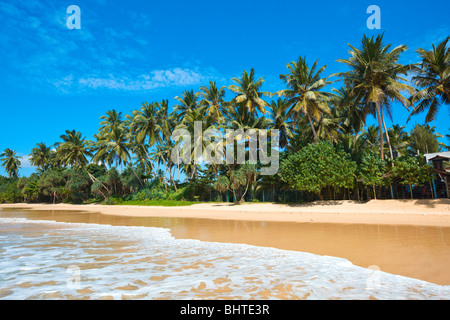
[1,199,449,226]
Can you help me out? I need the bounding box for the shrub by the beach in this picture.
[358,150,388,199]
[391,155,436,199]
[279,142,357,200]
[0,176,21,203]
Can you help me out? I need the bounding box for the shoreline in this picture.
[1,199,450,227]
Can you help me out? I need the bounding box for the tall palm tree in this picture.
[228,68,271,119]
[0,148,21,178]
[277,56,334,143]
[127,101,177,189]
[200,81,227,120]
[29,143,55,172]
[173,89,200,122]
[99,109,123,135]
[56,130,92,170]
[93,126,131,173]
[334,34,415,159]
[408,36,450,123]
[267,98,294,149]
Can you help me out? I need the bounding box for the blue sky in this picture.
[0,0,449,176]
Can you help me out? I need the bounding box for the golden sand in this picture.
[1,199,450,285]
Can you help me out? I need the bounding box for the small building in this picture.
[424,152,450,198]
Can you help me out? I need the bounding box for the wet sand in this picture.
[1,201,450,286]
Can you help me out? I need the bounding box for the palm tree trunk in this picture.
[375,102,384,159]
[380,105,394,162]
[306,113,319,143]
[156,142,177,191]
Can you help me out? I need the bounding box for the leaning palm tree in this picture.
[0,148,21,178]
[277,56,335,143]
[334,34,415,159]
[408,36,450,123]
[228,68,271,119]
[29,142,55,173]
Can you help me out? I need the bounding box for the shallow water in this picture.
[0,208,449,300]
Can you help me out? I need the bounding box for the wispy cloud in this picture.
[53,67,221,93]
[1,1,222,95]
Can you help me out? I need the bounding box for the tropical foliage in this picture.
[1,34,449,203]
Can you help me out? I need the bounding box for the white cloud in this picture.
[18,155,35,169]
[76,67,208,91]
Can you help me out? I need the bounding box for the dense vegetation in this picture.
[1,35,449,204]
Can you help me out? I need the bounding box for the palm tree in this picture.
[409,124,444,155]
[331,84,366,135]
[408,36,450,123]
[56,130,92,170]
[228,68,271,119]
[29,143,55,172]
[200,81,227,120]
[99,109,123,135]
[334,34,415,159]
[127,101,177,189]
[277,56,334,143]
[267,98,294,149]
[93,126,131,173]
[0,148,21,178]
[387,124,409,157]
[173,89,200,122]
[361,125,380,150]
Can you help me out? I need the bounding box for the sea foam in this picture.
[0,217,448,300]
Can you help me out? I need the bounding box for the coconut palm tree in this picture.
[92,126,131,173]
[0,148,21,178]
[361,125,380,151]
[408,36,450,123]
[29,143,55,173]
[267,98,294,149]
[99,109,123,135]
[408,124,444,155]
[331,84,366,135]
[56,130,92,170]
[228,68,271,119]
[173,89,200,122]
[387,124,409,157]
[200,81,227,121]
[334,34,415,159]
[277,56,334,143]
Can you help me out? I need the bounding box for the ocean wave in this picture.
[0,217,448,300]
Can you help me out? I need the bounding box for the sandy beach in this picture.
[1,199,450,289]
[1,199,450,227]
